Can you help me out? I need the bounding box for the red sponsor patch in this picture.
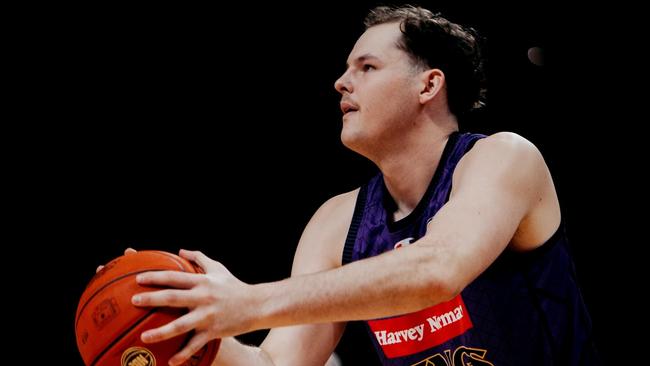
[367,295,473,358]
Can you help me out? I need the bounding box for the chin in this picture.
[340,129,366,155]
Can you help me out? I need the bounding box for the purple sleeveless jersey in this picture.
[342,132,599,365]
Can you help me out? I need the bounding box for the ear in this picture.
[418,69,445,104]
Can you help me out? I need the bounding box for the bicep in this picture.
[260,190,357,365]
[422,184,525,290]
[261,322,346,366]
[418,135,543,292]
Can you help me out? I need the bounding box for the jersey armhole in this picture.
[342,184,368,265]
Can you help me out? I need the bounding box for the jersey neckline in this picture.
[382,131,461,233]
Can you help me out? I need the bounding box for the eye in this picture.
[362,64,375,71]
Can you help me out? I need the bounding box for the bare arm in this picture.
[246,133,556,327]
[258,190,357,366]
[136,190,357,366]
[212,338,276,365]
[135,133,557,361]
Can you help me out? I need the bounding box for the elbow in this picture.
[419,254,464,305]
[426,274,461,304]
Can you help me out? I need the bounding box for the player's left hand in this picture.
[132,249,259,366]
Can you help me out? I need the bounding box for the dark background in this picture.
[16,1,639,364]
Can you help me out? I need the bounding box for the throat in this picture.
[382,185,423,227]
[382,171,435,223]
[380,132,459,230]
[392,203,416,222]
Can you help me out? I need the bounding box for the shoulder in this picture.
[457,133,560,249]
[473,132,541,160]
[311,188,359,225]
[457,132,546,181]
[450,132,552,208]
[291,188,360,274]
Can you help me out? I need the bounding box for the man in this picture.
[129,6,598,365]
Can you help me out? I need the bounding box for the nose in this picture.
[334,70,352,95]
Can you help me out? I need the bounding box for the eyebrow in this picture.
[345,53,381,68]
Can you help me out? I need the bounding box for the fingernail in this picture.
[132,295,141,305]
[141,332,152,343]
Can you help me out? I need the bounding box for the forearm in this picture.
[253,243,455,330]
[213,337,275,366]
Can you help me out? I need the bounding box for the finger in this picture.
[179,249,215,272]
[132,288,202,308]
[98,248,135,273]
[169,331,210,366]
[136,270,202,288]
[141,310,202,343]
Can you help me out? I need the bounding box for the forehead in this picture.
[347,22,404,63]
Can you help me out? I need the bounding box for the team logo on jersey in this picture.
[411,346,494,366]
[394,237,414,249]
[121,347,156,366]
[368,295,473,358]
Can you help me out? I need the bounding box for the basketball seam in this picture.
[75,267,187,329]
[77,252,199,365]
[89,307,158,366]
[78,251,188,313]
[155,251,195,272]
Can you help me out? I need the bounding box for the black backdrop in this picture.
[20,1,639,364]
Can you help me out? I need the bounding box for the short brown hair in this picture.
[365,5,486,116]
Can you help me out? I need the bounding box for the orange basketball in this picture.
[75,250,220,366]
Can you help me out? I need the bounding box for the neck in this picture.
[377,126,456,221]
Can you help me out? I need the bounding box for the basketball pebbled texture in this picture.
[75,250,219,366]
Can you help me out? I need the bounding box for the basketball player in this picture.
[126,6,599,365]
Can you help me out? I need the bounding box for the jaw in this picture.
[340,117,387,161]
[341,112,417,163]
[340,116,366,154]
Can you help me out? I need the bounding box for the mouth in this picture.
[340,101,359,116]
